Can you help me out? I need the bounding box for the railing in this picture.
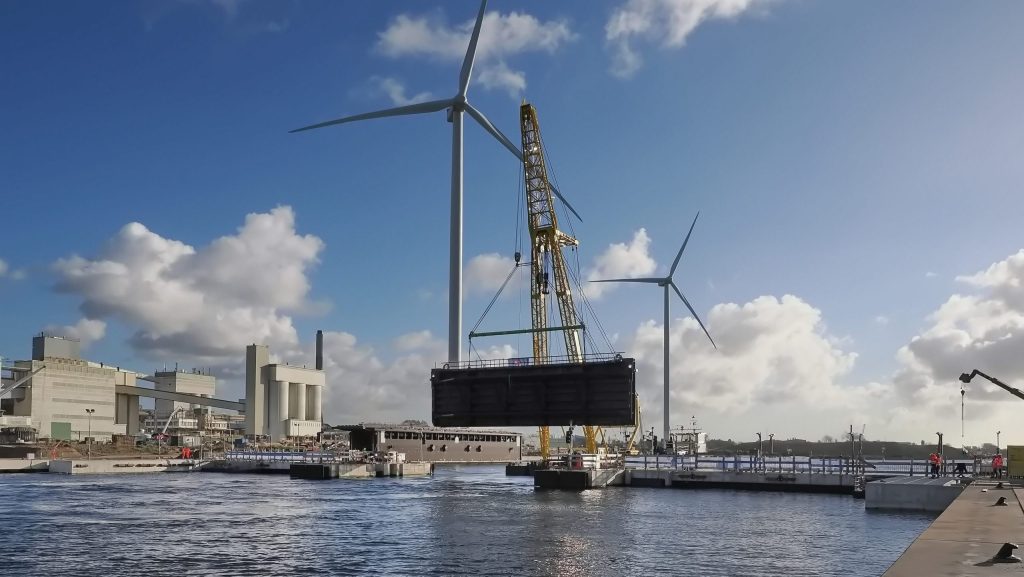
[225,450,337,463]
[438,351,627,370]
[623,455,980,476]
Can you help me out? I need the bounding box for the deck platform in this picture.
[883,482,1024,576]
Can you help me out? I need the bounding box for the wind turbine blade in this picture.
[465,103,521,159]
[669,212,700,276]
[466,103,583,223]
[459,0,488,97]
[590,277,663,284]
[290,98,454,133]
[670,282,717,349]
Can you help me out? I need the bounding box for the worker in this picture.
[992,453,1004,479]
[928,452,941,478]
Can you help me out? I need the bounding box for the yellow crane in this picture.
[519,102,600,458]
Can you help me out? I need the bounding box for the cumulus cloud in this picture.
[874,315,889,326]
[893,250,1024,422]
[624,294,892,440]
[585,228,657,298]
[377,9,575,97]
[52,206,323,364]
[465,252,520,295]
[0,258,26,280]
[313,330,444,424]
[606,0,770,77]
[370,76,433,106]
[43,318,108,349]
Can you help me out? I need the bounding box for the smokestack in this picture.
[315,330,323,371]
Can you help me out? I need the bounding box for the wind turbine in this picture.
[591,213,716,450]
[290,0,579,364]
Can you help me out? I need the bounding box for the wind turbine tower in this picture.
[591,214,716,450]
[290,0,578,363]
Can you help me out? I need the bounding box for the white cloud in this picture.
[476,60,526,98]
[624,294,890,440]
[886,249,1024,441]
[465,252,519,295]
[312,330,444,424]
[925,271,938,278]
[43,318,107,349]
[874,315,889,326]
[52,206,323,364]
[376,9,575,97]
[606,0,770,77]
[585,228,658,298]
[393,330,435,352]
[370,76,433,106]
[0,259,7,276]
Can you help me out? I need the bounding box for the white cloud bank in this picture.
[369,76,433,106]
[52,206,323,364]
[43,318,108,349]
[585,228,658,298]
[377,9,575,97]
[606,0,771,77]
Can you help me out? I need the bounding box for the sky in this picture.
[2,0,1023,447]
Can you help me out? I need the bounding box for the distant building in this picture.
[337,423,522,463]
[4,335,138,441]
[245,344,324,441]
[152,369,216,419]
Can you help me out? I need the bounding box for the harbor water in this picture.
[0,465,933,576]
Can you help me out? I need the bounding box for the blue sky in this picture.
[2,0,1023,444]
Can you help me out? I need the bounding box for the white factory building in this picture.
[153,369,216,420]
[1,334,327,443]
[1,335,139,441]
[245,343,325,442]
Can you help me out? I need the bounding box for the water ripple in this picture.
[0,466,932,576]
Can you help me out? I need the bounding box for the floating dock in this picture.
[866,476,967,512]
[883,481,1024,576]
[290,461,433,480]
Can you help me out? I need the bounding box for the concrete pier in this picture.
[0,458,49,473]
[883,482,1024,576]
[866,476,966,512]
[290,461,433,480]
[534,468,625,490]
[626,469,856,494]
[48,459,197,474]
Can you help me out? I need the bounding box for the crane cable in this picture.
[960,382,966,440]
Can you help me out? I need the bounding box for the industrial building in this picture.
[1,335,139,441]
[245,341,325,442]
[1,334,324,443]
[153,369,216,419]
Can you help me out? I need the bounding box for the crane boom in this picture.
[520,102,596,456]
[960,370,1024,402]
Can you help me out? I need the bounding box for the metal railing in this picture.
[438,351,626,370]
[623,455,981,476]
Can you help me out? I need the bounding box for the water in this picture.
[0,466,933,576]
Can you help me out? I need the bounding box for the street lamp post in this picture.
[768,433,775,456]
[997,431,1001,454]
[756,433,763,471]
[85,409,95,460]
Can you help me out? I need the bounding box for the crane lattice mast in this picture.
[520,102,598,457]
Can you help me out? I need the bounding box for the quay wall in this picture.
[48,459,194,474]
[0,458,49,473]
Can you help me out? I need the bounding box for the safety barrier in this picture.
[623,455,980,476]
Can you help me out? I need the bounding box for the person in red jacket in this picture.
[928,452,941,478]
[992,453,1004,479]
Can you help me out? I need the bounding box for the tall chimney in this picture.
[315,330,324,371]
